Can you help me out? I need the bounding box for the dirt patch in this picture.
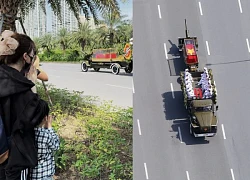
[57,116,87,140]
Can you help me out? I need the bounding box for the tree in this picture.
[0,0,125,33]
[100,10,127,47]
[116,20,132,43]
[38,33,54,53]
[57,28,69,51]
[71,22,93,52]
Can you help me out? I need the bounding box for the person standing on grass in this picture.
[29,115,60,180]
[0,30,49,180]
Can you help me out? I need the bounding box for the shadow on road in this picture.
[167,40,186,76]
[162,91,187,121]
[162,91,210,145]
[171,120,210,145]
[168,40,180,57]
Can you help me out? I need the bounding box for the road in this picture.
[39,62,133,108]
[133,0,250,179]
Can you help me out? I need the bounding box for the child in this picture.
[29,115,60,180]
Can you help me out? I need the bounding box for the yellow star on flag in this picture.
[187,48,195,55]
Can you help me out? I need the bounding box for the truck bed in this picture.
[181,70,211,99]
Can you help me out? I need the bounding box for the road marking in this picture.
[170,83,175,99]
[246,38,250,52]
[132,79,135,93]
[106,84,132,90]
[231,169,235,180]
[238,0,243,13]
[221,124,226,139]
[186,171,190,180]
[198,2,203,15]
[164,43,168,59]
[144,163,149,179]
[178,126,183,143]
[157,5,162,19]
[205,41,211,55]
[137,119,142,135]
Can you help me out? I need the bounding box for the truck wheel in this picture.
[190,124,194,136]
[81,62,88,72]
[112,64,120,75]
[94,68,100,72]
[125,67,132,73]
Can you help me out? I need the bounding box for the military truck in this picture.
[81,41,133,75]
[180,68,219,137]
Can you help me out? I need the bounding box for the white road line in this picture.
[186,171,190,180]
[205,41,211,55]
[170,83,175,99]
[158,5,162,19]
[178,126,183,143]
[144,163,149,179]
[198,2,203,15]
[238,0,243,13]
[246,38,250,52]
[106,84,132,90]
[164,43,168,59]
[132,79,135,93]
[231,169,235,180]
[137,119,142,135]
[221,124,226,139]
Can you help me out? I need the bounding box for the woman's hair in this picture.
[0,32,36,65]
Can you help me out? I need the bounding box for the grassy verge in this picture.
[36,82,133,180]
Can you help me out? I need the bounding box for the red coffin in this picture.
[194,88,203,98]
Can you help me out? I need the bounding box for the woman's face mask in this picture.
[21,61,32,75]
[20,53,35,76]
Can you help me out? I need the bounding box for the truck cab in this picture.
[189,99,218,137]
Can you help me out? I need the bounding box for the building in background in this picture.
[16,0,97,38]
[51,0,78,36]
[16,0,47,38]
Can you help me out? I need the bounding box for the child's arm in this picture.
[44,116,60,151]
[46,128,60,151]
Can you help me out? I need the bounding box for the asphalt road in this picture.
[39,62,133,108]
[133,0,250,179]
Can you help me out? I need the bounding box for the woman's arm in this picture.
[37,69,48,81]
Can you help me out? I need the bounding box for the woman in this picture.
[0,30,50,180]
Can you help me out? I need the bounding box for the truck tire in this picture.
[125,67,132,73]
[111,64,120,75]
[81,62,88,72]
[190,124,194,136]
[125,62,133,73]
[94,68,100,72]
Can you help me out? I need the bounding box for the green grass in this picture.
[36,82,133,180]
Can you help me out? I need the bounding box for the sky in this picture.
[46,0,132,32]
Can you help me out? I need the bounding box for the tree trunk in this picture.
[0,0,21,33]
[80,39,86,52]
[109,32,114,47]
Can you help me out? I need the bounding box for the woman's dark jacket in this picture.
[0,64,49,171]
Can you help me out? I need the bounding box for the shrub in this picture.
[36,82,133,179]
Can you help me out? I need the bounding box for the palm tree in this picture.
[70,22,93,52]
[0,0,125,33]
[116,20,132,43]
[38,33,54,53]
[57,28,69,51]
[100,10,127,47]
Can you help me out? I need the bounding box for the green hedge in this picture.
[39,49,83,62]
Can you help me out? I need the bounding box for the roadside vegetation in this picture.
[33,12,132,63]
[36,82,133,179]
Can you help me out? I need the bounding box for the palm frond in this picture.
[47,0,62,22]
